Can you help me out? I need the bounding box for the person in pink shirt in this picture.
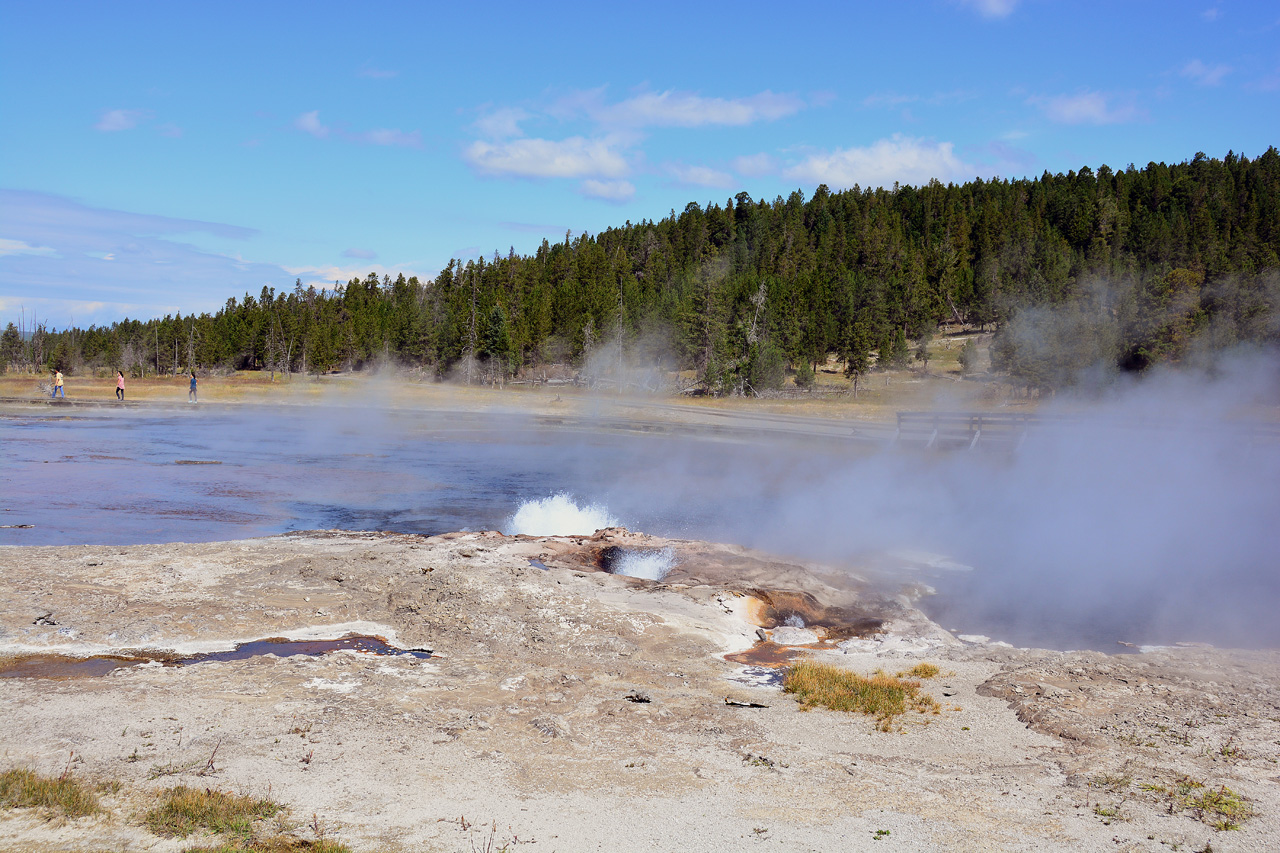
[116,370,125,401]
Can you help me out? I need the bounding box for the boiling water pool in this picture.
[0,405,807,546]
[4,403,1278,651]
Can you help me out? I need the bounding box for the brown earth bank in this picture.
[1,530,1277,852]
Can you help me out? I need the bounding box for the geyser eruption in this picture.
[507,493,619,536]
[610,546,677,581]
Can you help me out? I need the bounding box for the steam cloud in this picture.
[660,348,1280,650]
[6,345,1277,651]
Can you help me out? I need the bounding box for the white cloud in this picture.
[958,0,1021,18]
[342,248,377,260]
[0,237,58,258]
[295,110,329,138]
[474,107,530,140]
[783,135,974,190]
[732,153,777,177]
[1181,59,1232,86]
[462,87,801,195]
[579,179,635,203]
[286,262,419,288]
[95,108,148,132]
[294,112,419,147]
[1202,5,1222,22]
[592,89,804,128]
[158,123,183,138]
[464,136,629,179]
[863,89,974,109]
[665,163,735,189]
[0,190,288,328]
[863,92,919,108]
[359,128,421,147]
[0,296,123,324]
[1031,91,1142,125]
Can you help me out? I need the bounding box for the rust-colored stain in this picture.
[724,641,812,668]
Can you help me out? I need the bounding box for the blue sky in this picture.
[2,0,1277,329]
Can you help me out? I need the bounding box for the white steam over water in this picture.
[507,493,619,536]
[612,547,677,581]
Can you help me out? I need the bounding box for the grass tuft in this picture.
[1180,784,1254,830]
[1089,772,1132,793]
[184,841,353,853]
[898,662,940,679]
[145,786,281,838]
[783,661,939,731]
[0,767,100,818]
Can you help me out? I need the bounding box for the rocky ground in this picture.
[1,530,1277,852]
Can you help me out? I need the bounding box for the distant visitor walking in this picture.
[188,372,197,403]
[52,370,64,398]
[116,370,125,401]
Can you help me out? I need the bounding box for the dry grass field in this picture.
[0,330,1024,425]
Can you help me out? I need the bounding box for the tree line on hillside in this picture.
[4,148,1278,394]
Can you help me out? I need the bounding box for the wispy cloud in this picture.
[732,153,777,177]
[158,123,183,139]
[0,190,286,327]
[359,128,421,147]
[342,248,377,260]
[1181,59,1232,86]
[579,179,635,203]
[862,89,974,108]
[1030,91,1142,125]
[94,108,149,132]
[464,136,629,179]
[862,92,919,108]
[665,163,735,189]
[1202,4,1222,22]
[1247,69,1280,93]
[783,135,974,190]
[588,89,804,128]
[465,86,802,201]
[0,237,58,258]
[294,111,420,147]
[285,262,419,289]
[958,0,1021,19]
[473,107,530,140]
[978,140,1038,177]
[0,296,128,326]
[295,110,330,138]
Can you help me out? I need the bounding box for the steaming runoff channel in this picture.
[3,353,1278,652]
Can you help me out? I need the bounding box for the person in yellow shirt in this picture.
[52,370,64,398]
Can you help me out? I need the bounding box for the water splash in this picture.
[507,493,619,536]
[612,546,677,581]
